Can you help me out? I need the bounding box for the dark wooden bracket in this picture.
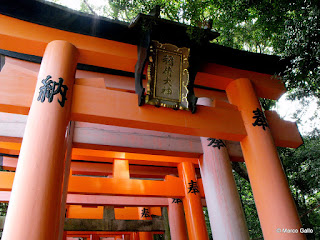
[130,6,160,106]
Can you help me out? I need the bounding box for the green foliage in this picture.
[105,0,319,101]
[233,165,263,239]
[232,135,320,240]
[203,207,213,240]
[279,135,320,240]
[278,4,320,100]
[260,98,276,111]
[0,203,7,217]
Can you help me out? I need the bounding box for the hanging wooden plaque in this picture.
[146,41,190,110]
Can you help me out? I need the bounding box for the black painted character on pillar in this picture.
[141,208,151,218]
[207,138,226,149]
[252,108,269,130]
[172,198,182,204]
[187,180,199,195]
[37,75,68,107]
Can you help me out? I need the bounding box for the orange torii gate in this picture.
[0,1,305,240]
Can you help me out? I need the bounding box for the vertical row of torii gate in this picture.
[0,1,307,240]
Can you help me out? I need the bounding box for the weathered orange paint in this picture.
[68,174,185,197]
[167,198,188,240]
[0,58,302,147]
[132,232,139,240]
[67,205,104,219]
[0,172,196,198]
[72,147,199,167]
[113,159,130,179]
[178,162,209,240]
[0,142,20,155]
[266,110,303,148]
[138,207,153,240]
[0,80,246,141]
[115,207,139,220]
[0,172,14,191]
[71,85,245,141]
[198,63,286,100]
[0,14,137,73]
[114,207,162,220]
[1,156,180,178]
[2,41,78,240]
[226,78,305,240]
[0,15,285,100]
[75,78,106,89]
[73,142,200,159]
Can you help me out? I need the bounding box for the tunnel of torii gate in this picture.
[0,1,307,240]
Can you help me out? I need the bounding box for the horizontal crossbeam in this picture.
[0,14,285,99]
[0,172,205,198]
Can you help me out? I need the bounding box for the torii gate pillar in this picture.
[167,197,188,240]
[2,40,78,240]
[198,97,250,239]
[138,207,153,240]
[178,162,209,240]
[226,78,305,240]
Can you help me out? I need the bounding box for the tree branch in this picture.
[83,0,97,15]
[231,162,250,182]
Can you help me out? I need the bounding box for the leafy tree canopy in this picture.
[64,0,320,101]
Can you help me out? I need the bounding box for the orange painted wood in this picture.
[0,15,285,100]
[114,207,161,220]
[0,59,301,146]
[67,205,104,219]
[75,78,106,89]
[0,143,199,166]
[71,85,245,140]
[2,41,78,240]
[0,73,301,146]
[68,175,185,197]
[178,162,209,240]
[226,78,305,240]
[266,110,303,148]
[4,55,228,101]
[0,14,137,73]
[1,156,180,178]
[0,142,20,155]
[72,148,199,166]
[113,159,130,179]
[115,207,140,220]
[168,198,188,240]
[198,63,286,100]
[0,191,172,207]
[0,72,245,141]
[138,206,153,240]
[0,172,206,198]
[72,142,201,159]
[0,172,14,191]
[2,57,40,74]
[1,61,37,78]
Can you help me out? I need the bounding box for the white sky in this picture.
[275,94,319,136]
[49,0,109,15]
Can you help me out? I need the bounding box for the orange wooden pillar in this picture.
[226,78,305,240]
[167,198,188,240]
[2,40,78,240]
[178,162,209,240]
[90,234,100,240]
[132,232,139,240]
[62,231,67,240]
[138,207,153,240]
